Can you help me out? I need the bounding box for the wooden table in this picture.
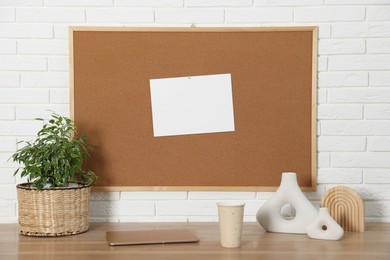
[1,222,389,260]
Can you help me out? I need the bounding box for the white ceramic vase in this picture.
[256,172,318,234]
[306,207,344,240]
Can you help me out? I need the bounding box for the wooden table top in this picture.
[1,222,389,260]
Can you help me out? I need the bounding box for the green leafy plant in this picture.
[11,113,97,190]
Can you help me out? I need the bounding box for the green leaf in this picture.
[70,153,79,158]
[9,113,97,190]
[13,168,20,176]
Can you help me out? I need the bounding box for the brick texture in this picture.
[0,2,390,223]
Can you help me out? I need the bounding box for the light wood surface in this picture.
[1,222,389,260]
[321,186,365,232]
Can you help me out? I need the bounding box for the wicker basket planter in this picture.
[17,183,91,237]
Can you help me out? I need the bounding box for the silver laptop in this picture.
[106,229,200,246]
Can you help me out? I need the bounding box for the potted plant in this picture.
[11,113,97,237]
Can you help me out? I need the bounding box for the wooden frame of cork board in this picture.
[69,26,318,192]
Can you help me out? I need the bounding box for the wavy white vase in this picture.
[306,207,344,240]
[256,172,318,234]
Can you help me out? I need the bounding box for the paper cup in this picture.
[217,202,245,248]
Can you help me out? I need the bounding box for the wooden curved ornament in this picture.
[320,186,364,232]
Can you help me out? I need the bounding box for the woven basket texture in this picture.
[17,183,91,237]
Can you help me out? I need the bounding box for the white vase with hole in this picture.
[306,207,344,240]
[256,172,318,234]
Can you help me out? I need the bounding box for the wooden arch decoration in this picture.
[320,186,364,232]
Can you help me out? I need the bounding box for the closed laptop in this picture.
[106,229,199,246]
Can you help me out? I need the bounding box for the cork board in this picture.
[70,27,318,191]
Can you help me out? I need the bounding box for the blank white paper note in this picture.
[149,73,235,137]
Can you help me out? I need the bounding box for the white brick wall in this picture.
[0,105,15,120]
[255,0,323,6]
[0,121,43,136]
[89,201,155,217]
[317,105,363,119]
[329,55,390,71]
[46,0,113,7]
[0,73,20,87]
[48,57,69,71]
[117,0,184,7]
[364,169,390,183]
[15,104,69,119]
[0,24,53,38]
[332,153,390,168]
[0,40,17,54]
[0,138,17,152]
[0,8,15,22]
[0,56,47,71]
[0,0,43,6]
[367,39,390,54]
[21,72,69,87]
[156,9,224,23]
[318,169,362,184]
[328,89,390,103]
[1,1,390,224]
[318,39,365,55]
[321,120,390,135]
[225,8,292,23]
[19,40,69,55]
[367,6,390,21]
[365,105,390,119]
[318,136,366,151]
[367,137,390,151]
[0,169,16,184]
[50,88,69,104]
[121,191,187,200]
[294,7,365,22]
[187,0,252,7]
[318,72,368,87]
[0,89,49,104]
[0,202,15,217]
[87,8,154,23]
[17,8,86,23]
[332,23,390,38]
[370,72,390,87]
